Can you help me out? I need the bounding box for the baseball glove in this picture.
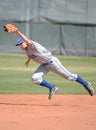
[4,24,18,33]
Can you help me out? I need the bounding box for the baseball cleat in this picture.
[85,82,94,96]
[48,86,58,100]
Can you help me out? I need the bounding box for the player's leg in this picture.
[49,57,94,96]
[32,64,53,89]
[31,64,58,99]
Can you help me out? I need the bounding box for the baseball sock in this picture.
[40,80,54,89]
[76,75,87,87]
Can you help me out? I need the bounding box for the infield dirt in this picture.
[0,94,96,130]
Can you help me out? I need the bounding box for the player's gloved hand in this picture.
[4,24,19,33]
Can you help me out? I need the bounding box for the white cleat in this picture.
[85,82,94,96]
[48,86,58,100]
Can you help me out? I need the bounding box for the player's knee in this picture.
[68,74,77,81]
[31,74,42,84]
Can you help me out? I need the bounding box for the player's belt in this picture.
[49,61,53,63]
[43,60,53,65]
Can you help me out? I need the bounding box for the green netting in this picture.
[0,0,96,56]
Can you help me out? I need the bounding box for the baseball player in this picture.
[4,24,94,99]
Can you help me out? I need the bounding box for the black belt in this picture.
[43,60,53,65]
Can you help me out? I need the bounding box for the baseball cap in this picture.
[16,38,24,46]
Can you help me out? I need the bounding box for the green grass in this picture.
[0,54,96,95]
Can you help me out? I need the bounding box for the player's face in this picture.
[18,42,27,50]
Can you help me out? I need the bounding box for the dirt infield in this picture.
[0,94,96,130]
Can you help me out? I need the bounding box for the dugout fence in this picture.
[0,0,96,56]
